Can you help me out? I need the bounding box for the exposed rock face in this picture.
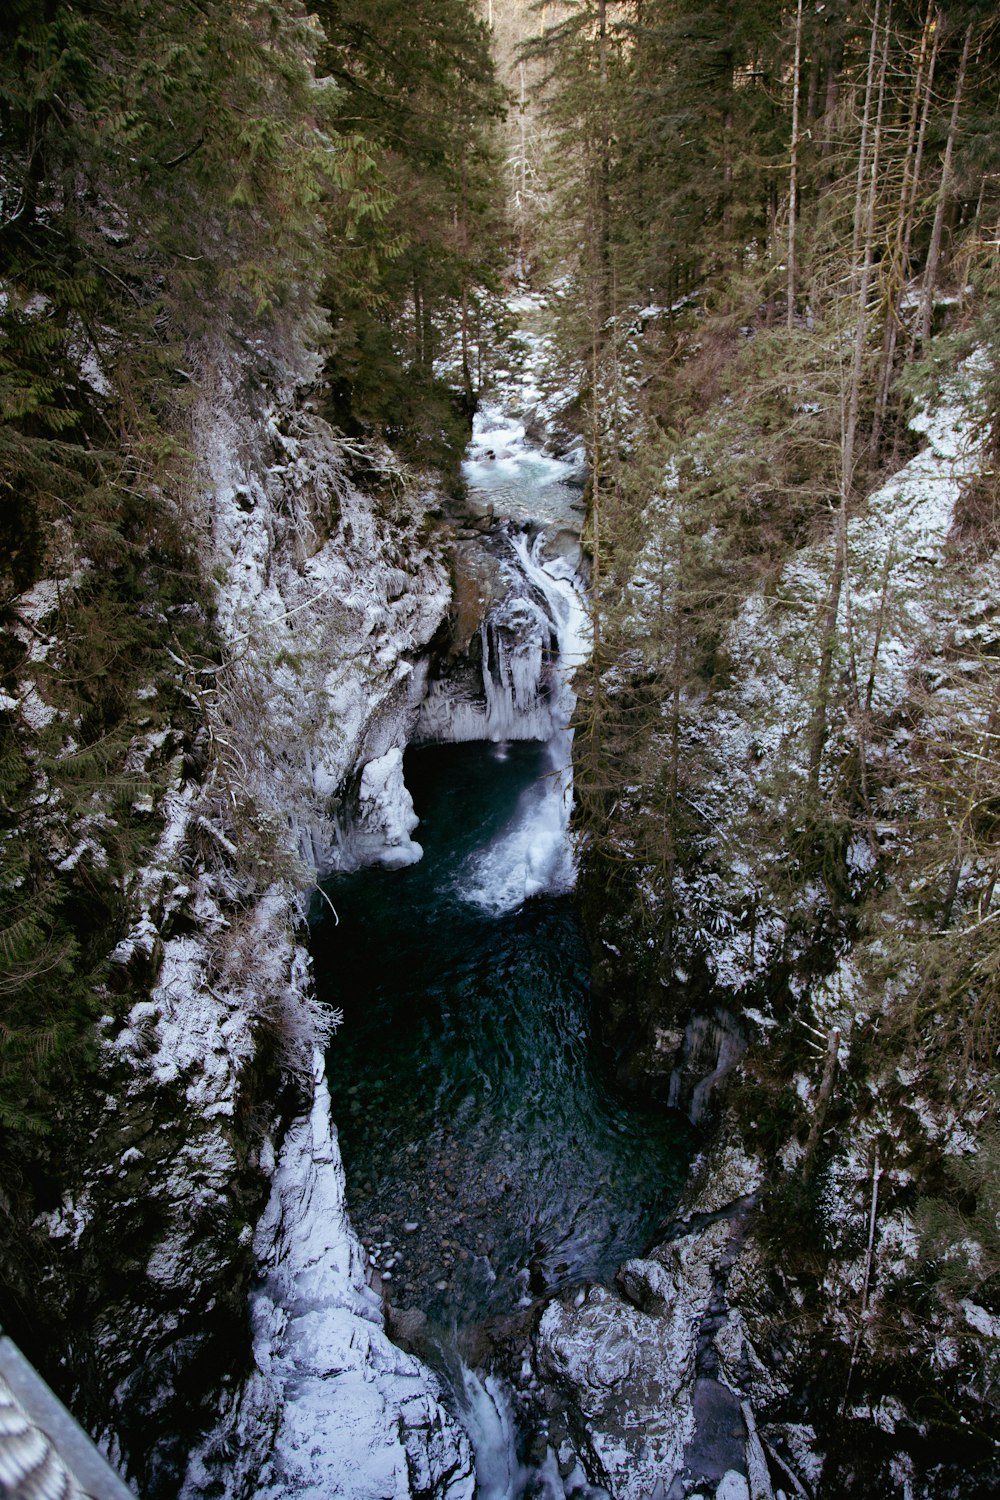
[668,1012,747,1125]
[11,327,468,1500]
[192,340,452,875]
[26,826,308,1498]
[151,341,470,1497]
[531,1148,768,1500]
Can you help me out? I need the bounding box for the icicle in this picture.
[460,532,591,914]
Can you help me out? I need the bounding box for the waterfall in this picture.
[479,601,550,743]
[456,1363,610,1500]
[415,527,589,752]
[456,1368,524,1500]
[460,533,590,914]
[478,531,588,744]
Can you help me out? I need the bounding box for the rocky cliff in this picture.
[3,321,475,1498]
[542,356,1000,1499]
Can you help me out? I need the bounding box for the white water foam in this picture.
[462,402,584,533]
[460,534,590,915]
[458,1368,524,1500]
[463,404,576,499]
[457,1362,610,1500]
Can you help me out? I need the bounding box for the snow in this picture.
[961,1301,1000,1340]
[347,747,423,869]
[685,1144,762,1214]
[35,1192,93,1251]
[13,578,62,627]
[85,326,466,1499]
[535,1218,742,1498]
[55,837,108,872]
[15,682,58,730]
[183,1054,473,1500]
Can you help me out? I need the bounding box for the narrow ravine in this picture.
[308,397,693,1489]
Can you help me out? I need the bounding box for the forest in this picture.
[533,2,1000,1486]
[0,0,505,1134]
[2,0,1000,1496]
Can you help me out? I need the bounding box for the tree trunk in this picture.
[662,500,686,968]
[460,283,473,410]
[918,22,973,347]
[412,275,423,369]
[851,0,883,274]
[808,2,889,796]
[872,0,938,451]
[596,0,612,330]
[787,0,804,330]
[459,158,474,409]
[803,1027,842,1174]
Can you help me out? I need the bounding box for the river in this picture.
[313,735,690,1335]
[309,396,692,1490]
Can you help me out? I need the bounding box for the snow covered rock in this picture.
[183,1058,473,1500]
[536,1221,739,1498]
[19,325,466,1495]
[193,342,451,874]
[349,748,424,869]
[530,1136,776,1500]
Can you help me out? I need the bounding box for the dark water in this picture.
[313,741,691,1332]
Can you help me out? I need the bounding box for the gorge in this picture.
[3,2,1000,1499]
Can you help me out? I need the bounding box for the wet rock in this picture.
[534,1217,748,1500]
[684,1380,746,1482]
[387,1306,429,1350]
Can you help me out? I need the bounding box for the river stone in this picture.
[535,1220,737,1500]
[715,1474,751,1500]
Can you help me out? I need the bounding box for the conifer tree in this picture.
[314,0,508,463]
[0,0,345,1135]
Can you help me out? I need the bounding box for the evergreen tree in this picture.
[0,0,343,1133]
[314,0,509,471]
